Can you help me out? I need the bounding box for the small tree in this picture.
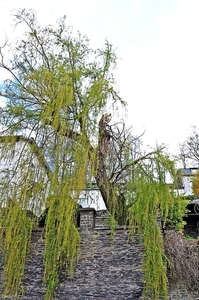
[180,126,199,167]
[0,9,187,299]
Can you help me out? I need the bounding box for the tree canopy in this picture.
[0,9,187,300]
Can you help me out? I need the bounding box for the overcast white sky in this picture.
[1,0,199,156]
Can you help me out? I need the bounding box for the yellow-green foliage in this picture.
[192,170,199,197]
[0,204,33,296]
[37,134,88,299]
[43,145,87,299]
[0,9,188,300]
[0,139,42,297]
[0,9,120,296]
[0,138,86,299]
[44,194,80,299]
[127,155,187,299]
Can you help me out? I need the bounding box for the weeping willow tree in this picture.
[126,152,188,299]
[0,9,188,300]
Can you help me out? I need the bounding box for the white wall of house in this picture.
[182,176,193,196]
[0,139,48,216]
[0,138,106,215]
[78,188,106,210]
[177,168,199,196]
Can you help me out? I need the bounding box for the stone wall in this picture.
[19,210,144,300]
[56,228,144,300]
[21,230,46,299]
[78,208,96,229]
[169,281,199,300]
[1,209,199,299]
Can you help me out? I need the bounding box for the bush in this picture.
[164,230,199,291]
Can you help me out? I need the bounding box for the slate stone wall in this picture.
[19,226,144,300]
[1,209,199,299]
[56,228,144,300]
[21,229,46,300]
[79,208,96,230]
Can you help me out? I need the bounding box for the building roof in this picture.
[180,168,199,176]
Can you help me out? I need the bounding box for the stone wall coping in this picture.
[32,228,44,232]
[94,225,128,231]
[78,207,96,214]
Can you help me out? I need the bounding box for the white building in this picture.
[0,135,106,216]
[177,168,199,196]
[0,135,49,216]
[78,185,106,210]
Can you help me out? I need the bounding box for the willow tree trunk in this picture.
[94,114,117,217]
